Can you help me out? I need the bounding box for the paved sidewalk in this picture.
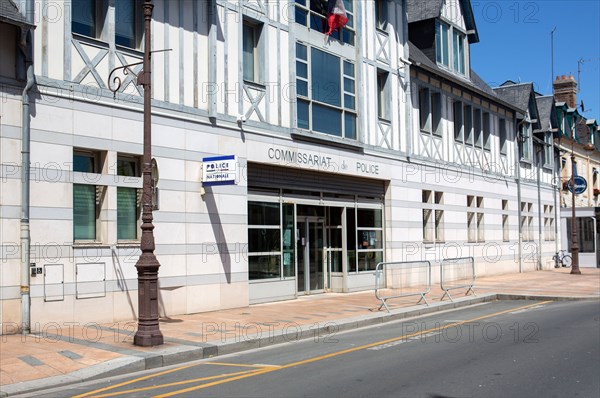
[1,268,599,396]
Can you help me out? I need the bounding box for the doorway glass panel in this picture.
[297,219,325,293]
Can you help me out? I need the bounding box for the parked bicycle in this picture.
[553,250,572,268]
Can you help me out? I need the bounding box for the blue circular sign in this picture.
[568,176,587,195]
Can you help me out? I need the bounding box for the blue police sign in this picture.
[567,176,587,195]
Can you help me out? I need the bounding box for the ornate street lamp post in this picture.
[108,0,163,346]
[134,0,163,346]
[569,147,580,274]
[568,118,594,275]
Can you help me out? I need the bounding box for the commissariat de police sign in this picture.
[202,155,238,186]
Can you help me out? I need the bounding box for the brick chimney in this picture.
[553,75,577,108]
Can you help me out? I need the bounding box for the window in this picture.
[520,202,533,242]
[72,0,142,49]
[519,122,532,161]
[464,104,473,144]
[243,21,262,83]
[115,0,142,48]
[295,0,355,46]
[248,202,282,280]
[423,190,444,243]
[502,199,510,242]
[375,0,388,31]
[436,20,466,75]
[435,21,449,67]
[377,70,390,120]
[296,44,357,139]
[73,150,102,241]
[453,100,463,142]
[467,195,484,243]
[419,88,430,132]
[72,0,104,38]
[543,132,553,168]
[482,112,491,151]
[356,209,384,272]
[499,118,508,155]
[452,30,465,74]
[419,88,442,136]
[473,108,482,147]
[543,205,555,241]
[116,155,141,241]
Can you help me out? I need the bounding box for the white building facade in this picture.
[0,0,560,333]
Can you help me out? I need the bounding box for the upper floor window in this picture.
[543,132,553,169]
[243,20,263,83]
[72,0,105,38]
[72,0,142,49]
[115,0,142,48]
[377,70,390,121]
[519,122,532,162]
[436,20,467,75]
[296,43,357,139]
[499,118,508,155]
[452,30,465,74]
[419,87,442,136]
[435,21,449,67]
[295,0,355,46]
[375,0,388,31]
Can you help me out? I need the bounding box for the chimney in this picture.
[553,75,577,108]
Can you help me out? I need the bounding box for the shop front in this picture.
[247,164,386,303]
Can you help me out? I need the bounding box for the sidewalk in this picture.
[1,268,599,396]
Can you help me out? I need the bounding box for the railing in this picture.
[440,257,476,301]
[374,261,431,312]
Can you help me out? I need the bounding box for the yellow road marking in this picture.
[86,369,259,398]
[72,363,200,398]
[153,300,552,397]
[202,362,274,368]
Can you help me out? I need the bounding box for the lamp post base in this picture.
[134,327,164,347]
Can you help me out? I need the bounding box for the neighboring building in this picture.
[0,0,564,334]
[551,75,600,267]
[492,81,560,271]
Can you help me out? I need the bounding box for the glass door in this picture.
[297,217,325,293]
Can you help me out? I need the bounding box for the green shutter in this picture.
[117,187,137,240]
[73,184,96,240]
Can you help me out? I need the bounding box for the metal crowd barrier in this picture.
[374,261,431,312]
[440,256,476,301]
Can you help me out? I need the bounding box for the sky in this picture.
[470,0,600,121]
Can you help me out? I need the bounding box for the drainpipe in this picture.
[19,10,35,335]
[515,117,524,273]
[535,138,543,271]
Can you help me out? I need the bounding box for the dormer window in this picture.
[435,21,449,67]
[436,20,467,76]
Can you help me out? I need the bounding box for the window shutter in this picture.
[117,187,137,240]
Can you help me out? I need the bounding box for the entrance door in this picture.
[297,217,325,294]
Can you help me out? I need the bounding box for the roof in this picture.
[535,95,556,132]
[0,0,32,27]
[492,82,533,113]
[406,0,479,43]
[408,42,520,113]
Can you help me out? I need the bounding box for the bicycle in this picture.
[553,250,572,268]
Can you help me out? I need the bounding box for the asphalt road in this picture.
[22,300,600,398]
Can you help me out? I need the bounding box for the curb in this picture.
[1,293,598,396]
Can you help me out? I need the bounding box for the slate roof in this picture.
[492,83,533,113]
[535,95,555,132]
[0,0,32,26]
[406,0,443,23]
[408,42,521,111]
[407,0,479,43]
